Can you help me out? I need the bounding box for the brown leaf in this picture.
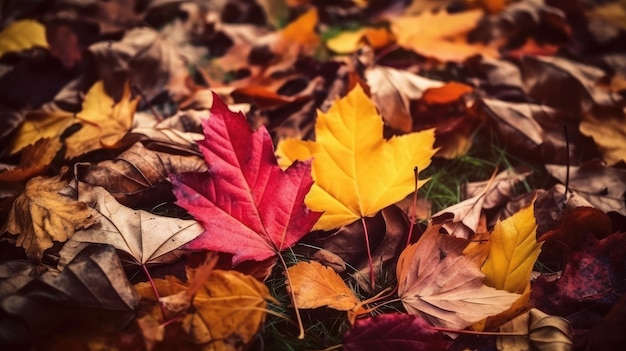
[5,175,95,260]
[464,167,532,210]
[397,223,521,330]
[580,106,626,166]
[545,160,626,215]
[76,142,207,208]
[497,308,573,351]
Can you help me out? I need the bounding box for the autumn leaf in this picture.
[498,308,573,351]
[171,92,321,264]
[0,20,48,57]
[482,201,542,294]
[396,223,521,330]
[343,313,449,351]
[65,80,139,159]
[4,175,96,260]
[67,183,203,266]
[7,109,74,155]
[287,261,359,311]
[277,84,437,231]
[0,138,62,182]
[326,27,394,54]
[579,106,626,166]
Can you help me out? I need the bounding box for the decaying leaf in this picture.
[0,20,48,57]
[0,245,139,344]
[464,167,532,210]
[171,93,321,264]
[397,223,521,330]
[482,201,542,294]
[65,81,139,159]
[545,161,626,215]
[67,183,203,266]
[343,313,449,351]
[5,175,95,260]
[7,109,74,155]
[76,142,207,208]
[498,308,573,351]
[277,84,436,230]
[579,106,626,166]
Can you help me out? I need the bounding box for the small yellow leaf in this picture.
[277,84,437,230]
[278,8,320,50]
[482,201,542,294]
[287,261,359,311]
[5,175,96,260]
[65,81,139,158]
[326,27,394,54]
[0,20,48,57]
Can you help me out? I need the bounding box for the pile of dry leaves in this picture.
[0,0,625,350]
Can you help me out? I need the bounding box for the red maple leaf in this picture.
[170,93,321,264]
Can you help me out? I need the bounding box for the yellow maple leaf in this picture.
[277,84,436,230]
[5,175,96,260]
[0,19,48,58]
[482,201,542,294]
[8,109,74,154]
[65,81,139,158]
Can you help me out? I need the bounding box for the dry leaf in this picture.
[579,106,626,166]
[277,84,436,230]
[0,138,62,182]
[5,175,95,260]
[8,109,74,155]
[397,223,521,330]
[68,184,203,266]
[497,308,573,351]
[287,261,359,311]
[326,27,394,54]
[65,81,139,159]
[464,167,532,209]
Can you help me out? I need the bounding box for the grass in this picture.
[261,126,554,349]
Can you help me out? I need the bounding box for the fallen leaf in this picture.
[431,189,487,239]
[397,223,521,330]
[326,27,394,54]
[482,201,541,294]
[65,81,139,159]
[75,142,207,208]
[171,93,321,264]
[0,20,48,57]
[287,260,359,311]
[497,308,573,351]
[464,167,532,210]
[182,270,273,348]
[365,65,444,132]
[136,314,164,351]
[586,292,626,351]
[343,313,449,351]
[0,138,62,182]
[5,175,95,260]
[0,245,139,343]
[67,183,203,266]
[7,109,74,155]
[276,8,320,54]
[579,106,626,166]
[391,9,499,62]
[545,160,626,215]
[277,84,436,230]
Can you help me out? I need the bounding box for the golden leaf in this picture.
[277,84,436,230]
[287,261,359,311]
[5,175,95,260]
[65,81,139,158]
[482,201,542,294]
[0,19,48,57]
[8,109,74,154]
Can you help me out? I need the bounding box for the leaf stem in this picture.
[361,216,375,291]
[142,264,168,320]
[407,166,419,247]
[277,252,306,339]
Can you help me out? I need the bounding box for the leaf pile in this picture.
[1,0,626,350]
